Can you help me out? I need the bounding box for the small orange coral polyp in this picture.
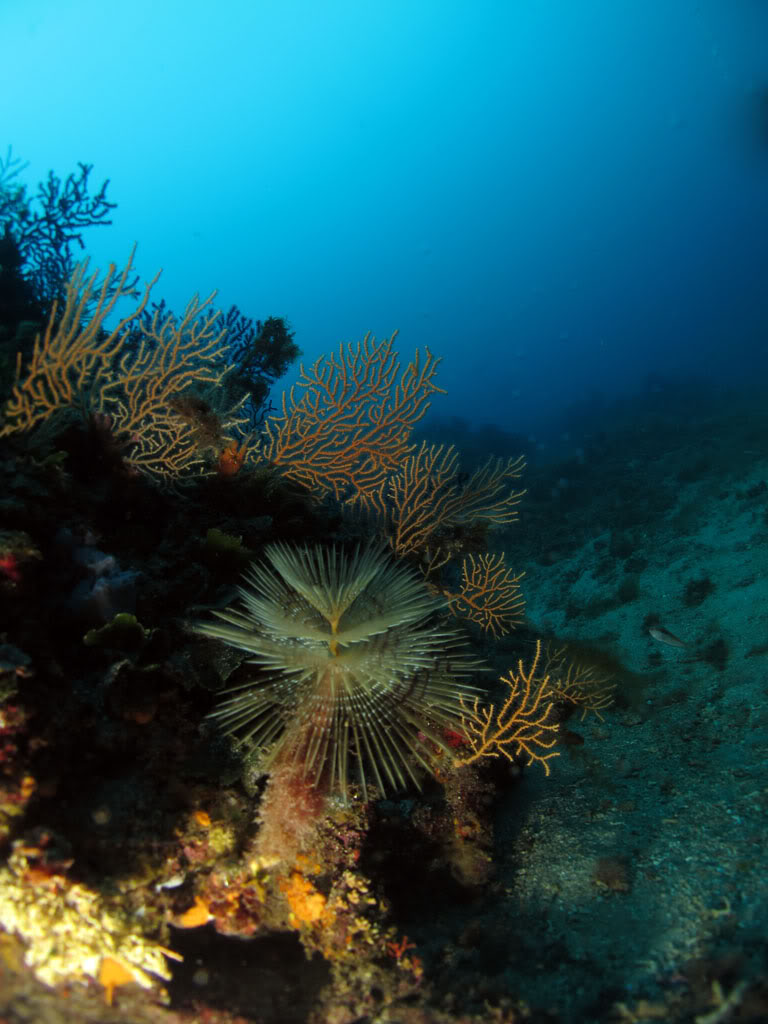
[279,872,328,926]
[217,440,248,476]
[99,956,138,1005]
[174,895,212,928]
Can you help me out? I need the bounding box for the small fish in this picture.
[155,871,186,891]
[649,625,686,648]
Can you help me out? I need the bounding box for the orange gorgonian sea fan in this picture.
[456,639,560,775]
[445,552,525,638]
[368,441,526,562]
[0,248,248,483]
[255,331,444,506]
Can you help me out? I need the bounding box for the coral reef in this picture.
[1,153,766,1024]
[0,840,174,998]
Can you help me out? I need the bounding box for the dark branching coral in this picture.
[0,148,116,310]
[0,150,40,333]
[193,543,482,802]
[226,312,301,426]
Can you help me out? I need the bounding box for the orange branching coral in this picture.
[0,247,157,437]
[98,292,247,482]
[445,552,525,637]
[370,441,526,561]
[446,450,526,524]
[545,646,616,720]
[456,639,560,775]
[1,249,248,483]
[370,441,458,557]
[256,331,444,503]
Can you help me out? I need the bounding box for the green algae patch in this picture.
[84,613,148,653]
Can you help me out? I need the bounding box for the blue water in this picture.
[3,0,768,435]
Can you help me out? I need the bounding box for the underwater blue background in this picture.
[2,0,768,435]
